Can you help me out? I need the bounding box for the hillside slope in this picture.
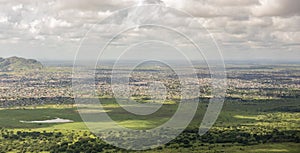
[0,56,43,72]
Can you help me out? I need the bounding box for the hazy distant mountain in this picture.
[0,56,43,72]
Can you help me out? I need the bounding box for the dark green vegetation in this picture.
[0,56,43,72]
[0,98,299,152]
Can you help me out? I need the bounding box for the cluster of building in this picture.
[0,70,73,107]
[0,66,299,107]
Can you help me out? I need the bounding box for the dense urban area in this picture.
[1,63,299,107]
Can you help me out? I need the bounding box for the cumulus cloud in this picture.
[210,0,259,6]
[55,0,137,11]
[0,0,298,60]
[252,0,300,17]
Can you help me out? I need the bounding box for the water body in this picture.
[20,118,73,123]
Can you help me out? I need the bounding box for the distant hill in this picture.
[0,56,43,72]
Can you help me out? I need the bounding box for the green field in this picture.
[0,98,299,152]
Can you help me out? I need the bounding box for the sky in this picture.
[0,0,299,61]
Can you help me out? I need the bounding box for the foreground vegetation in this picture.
[0,98,299,152]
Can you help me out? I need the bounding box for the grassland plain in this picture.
[0,98,299,152]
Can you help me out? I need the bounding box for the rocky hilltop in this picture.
[0,56,43,72]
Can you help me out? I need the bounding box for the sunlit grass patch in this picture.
[251,149,289,152]
[118,120,155,129]
[117,118,170,130]
[234,115,258,120]
[41,122,88,131]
